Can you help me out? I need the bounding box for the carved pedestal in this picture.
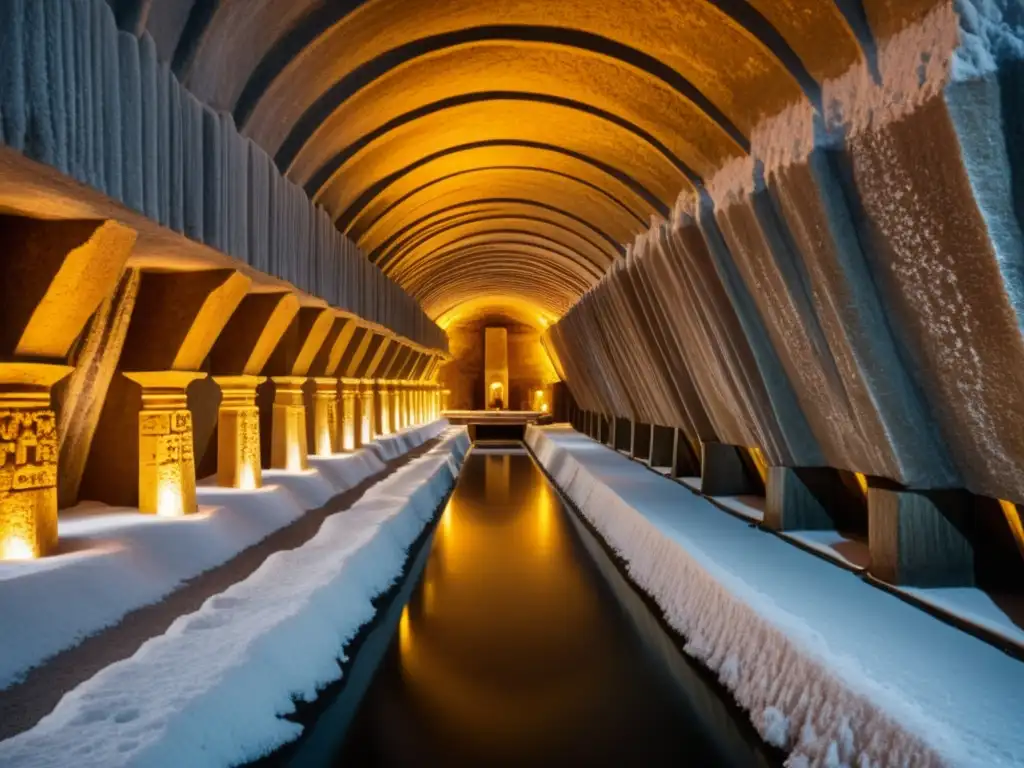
[400,385,411,429]
[269,376,308,471]
[308,377,339,457]
[213,376,263,489]
[416,385,426,425]
[359,380,376,446]
[340,378,360,452]
[0,363,72,559]
[375,380,392,437]
[123,371,205,517]
[391,385,403,431]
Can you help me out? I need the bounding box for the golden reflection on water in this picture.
[344,449,771,766]
[395,450,605,749]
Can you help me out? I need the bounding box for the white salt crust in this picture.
[527,426,1024,768]
[0,428,471,768]
[693,1,971,207]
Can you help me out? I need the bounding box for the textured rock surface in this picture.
[0,0,444,351]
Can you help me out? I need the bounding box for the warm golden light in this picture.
[748,446,768,484]
[423,579,435,615]
[125,371,203,516]
[855,472,869,495]
[0,534,36,561]
[399,605,413,659]
[999,499,1024,559]
[340,379,360,451]
[238,461,258,491]
[541,403,549,413]
[213,376,264,490]
[316,426,333,457]
[287,440,304,472]
[156,477,186,518]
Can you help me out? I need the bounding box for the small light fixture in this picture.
[0,535,36,561]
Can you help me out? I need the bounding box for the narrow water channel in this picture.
[295,444,776,767]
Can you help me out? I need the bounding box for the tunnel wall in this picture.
[547,2,1024,518]
[0,0,444,351]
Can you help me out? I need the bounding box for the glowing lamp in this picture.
[0,535,36,561]
[156,476,186,517]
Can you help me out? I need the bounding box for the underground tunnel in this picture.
[0,0,1022,765]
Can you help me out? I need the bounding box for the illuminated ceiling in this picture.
[147,0,902,323]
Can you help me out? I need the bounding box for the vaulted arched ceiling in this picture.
[141,0,884,325]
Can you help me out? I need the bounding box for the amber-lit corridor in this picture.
[1,1,1024,766]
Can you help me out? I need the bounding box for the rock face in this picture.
[0,0,443,351]
[548,2,1024,515]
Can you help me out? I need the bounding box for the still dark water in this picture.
[293,446,776,767]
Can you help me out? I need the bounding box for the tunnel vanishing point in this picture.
[0,0,1024,723]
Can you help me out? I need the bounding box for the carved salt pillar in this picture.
[0,363,73,558]
[339,379,361,451]
[375,380,392,437]
[269,377,309,471]
[123,371,205,516]
[441,388,451,414]
[360,379,376,446]
[390,384,402,432]
[400,383,411,429]
[414,384,424,425]
[309,377,339,457]
[212,376,263,489]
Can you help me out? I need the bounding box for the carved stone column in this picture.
[0,363,73,558]
[415,384,425,425]
[269,376,308,471]
[400,383,411,429]
[441,388,450,414]
[123,371,205,516]
[391,384,402,432]
[375,380,392,437]
[339,378,361,451]
[212,376,263,489]
[359,379,376,446]
[308,377,339,457]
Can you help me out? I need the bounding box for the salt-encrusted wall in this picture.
[0,0,445,352]
[548,2,1024,509]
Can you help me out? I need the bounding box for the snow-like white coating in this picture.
[527,425,1024,768]
[0,427,470,768]
[701,1,991,201]
[0,420,449,691]
[953,0,1024,80]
